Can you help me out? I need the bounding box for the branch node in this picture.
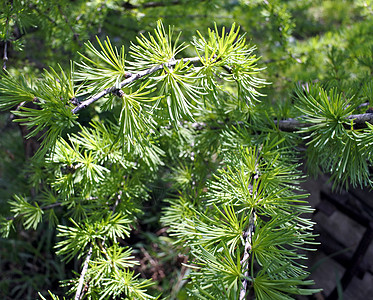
[70,97,79,105]
[112,89,125,98]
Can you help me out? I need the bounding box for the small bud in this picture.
[112,89,125,98]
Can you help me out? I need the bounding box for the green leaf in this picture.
[0,71,36,110]
[129,20,188,70]
[75,36,127,94]
[9,195,43,230]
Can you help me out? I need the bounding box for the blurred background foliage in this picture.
[1,0,373,298]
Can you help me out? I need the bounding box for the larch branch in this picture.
[6,202,62,221]
[71,56,201,114]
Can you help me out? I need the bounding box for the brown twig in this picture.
[170,255,190,298]
[57,5,82,46]
[276,113,373,132]
[31,5,58,26]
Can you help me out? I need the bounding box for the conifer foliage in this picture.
[0,19,322,299]
[3,1,373,298]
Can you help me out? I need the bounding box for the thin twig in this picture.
[3,6,11,70]
[71,56,201,114]
[123,0,206,9]
[348,113,373,125]
[112,190,122,213]
[15,101,27,111]
[3,41,8,70]
[75,245,93,300]
[276,118,307,132]
[57,5,82,46]
[6,202,62,221]
[74,192,122,299]
[31,5,58,26]
[176,113,373,133]
[276,113,373,131]
[240,211,256,300]
[170,256,190,298]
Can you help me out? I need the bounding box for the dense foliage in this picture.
[1,0,373,299]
